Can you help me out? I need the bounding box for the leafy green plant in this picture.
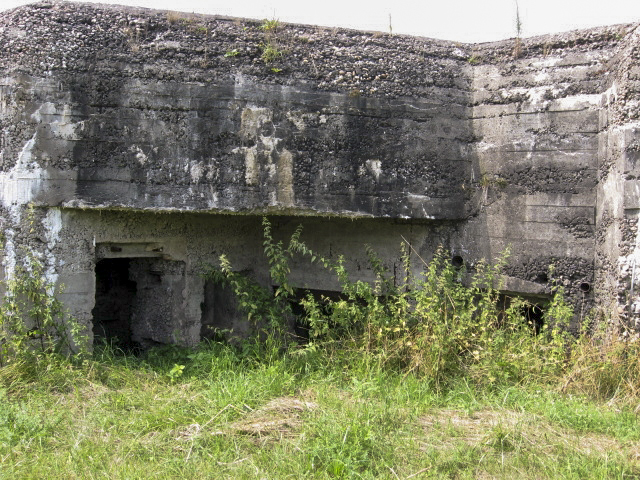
[0,208,88,367]
[260,43,283,64]
[485,423,519,452]
[167,363,185,382]
[494,176,508,188]
[260,19,280,32]
[0,388,57,448]
[224,49,240,57]
[259,18,284,64]
[0,248,89,367]
[205,218,308,339]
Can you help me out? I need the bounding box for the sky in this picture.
[1,0,640,43]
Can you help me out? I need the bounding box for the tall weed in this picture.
[207,218,575,390]
[0,247,88,368]
[204,217,302,340]
[562,333,640,407]
[0,206,88,369]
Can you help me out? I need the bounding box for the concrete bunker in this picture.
[92,243,186,350]
[2,1,640,347]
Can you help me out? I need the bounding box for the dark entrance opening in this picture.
[498,294,547,335]
[451,255,464,269]
[523,303,545,334]
[92,258,138,350]
[200,276,256,342]
[199,280,344,344]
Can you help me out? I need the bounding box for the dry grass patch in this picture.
[174,394,319,446]
[229,395,318,441]
[420,409,639,462]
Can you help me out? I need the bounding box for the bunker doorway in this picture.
[498,294,548,335]
[92,258,137,350]
[200,277,254,341]
[92,254,186,351]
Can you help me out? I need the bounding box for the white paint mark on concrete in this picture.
[131,145,148,166]
[42,208,62,286]
[0,132,41,207]
[366,159,382,181]
[42,208,62,245]
[189,161,204,184]
[2,222,18,280]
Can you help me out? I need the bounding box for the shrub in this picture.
[260,42,283,64]
[0,247,88,367]
[207,218,575,390]
[0,208,88,367]
[204,217,302,337]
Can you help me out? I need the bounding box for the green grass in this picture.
[1,341,638,479]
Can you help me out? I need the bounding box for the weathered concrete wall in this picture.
[462,31,623,318]
[0,0,472,219]
[1,0,639,346]
[595,25,640,331]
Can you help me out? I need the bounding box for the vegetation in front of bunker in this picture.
[205,217,640,406]
[206,217,301,335]
[207,217,576,390]
[1,225,639,477]
[0,210,88,369]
